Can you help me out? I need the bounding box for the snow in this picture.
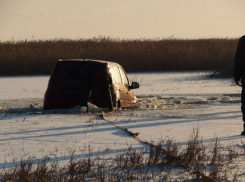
[0,72,240,100]
[0,71,244,177]
[128,72,239,95]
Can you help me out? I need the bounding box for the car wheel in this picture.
[107,89,113,111]
[117,100,121,109]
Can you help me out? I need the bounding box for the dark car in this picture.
[43,59,139,110]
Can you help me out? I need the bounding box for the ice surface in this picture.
[0,72,245,180]
[0,72,240,100]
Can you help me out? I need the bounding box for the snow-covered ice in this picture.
[0,71,244,177]
[0,72,240,100]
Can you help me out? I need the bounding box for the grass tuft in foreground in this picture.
[0,128,244,181]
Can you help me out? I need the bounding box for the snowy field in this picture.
[0,72,244,179]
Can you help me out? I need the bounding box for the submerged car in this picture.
[43,59,139,110]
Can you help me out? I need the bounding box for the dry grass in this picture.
[0,128,244,181]
[0,37,238,76]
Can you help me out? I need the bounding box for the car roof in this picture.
[58,59,119,66]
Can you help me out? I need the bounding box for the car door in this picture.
[110,65,136,107]
[117,66,135,106]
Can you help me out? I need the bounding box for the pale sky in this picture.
[0,0,245,41]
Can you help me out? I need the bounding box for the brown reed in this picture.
[0,36,238,76]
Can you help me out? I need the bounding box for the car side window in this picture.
[119,67,129,87]
[111,66,122,84]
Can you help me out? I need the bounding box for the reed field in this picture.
[0,36,238,76]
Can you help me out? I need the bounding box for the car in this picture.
[43,59,139,110]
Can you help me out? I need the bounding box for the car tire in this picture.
[107,89,113,111]
[117,100,121,109]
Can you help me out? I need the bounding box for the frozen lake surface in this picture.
[0,72,244,180]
